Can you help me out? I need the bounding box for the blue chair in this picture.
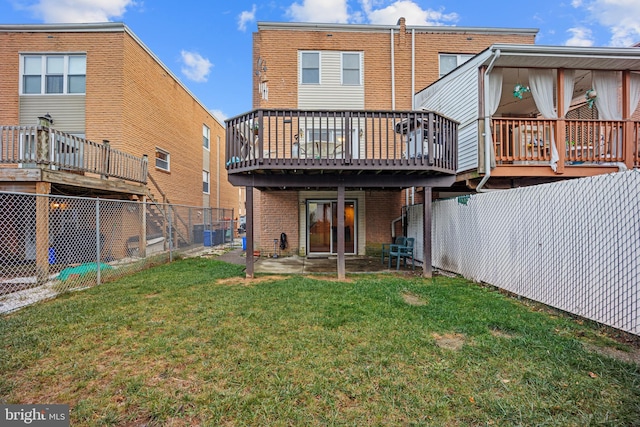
[389,237,415,270]
[381,236,407,264]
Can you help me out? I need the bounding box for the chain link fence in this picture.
[430,169,639,336]
[0,192,235,314]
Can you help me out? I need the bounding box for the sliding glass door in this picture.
[307,200,356,254]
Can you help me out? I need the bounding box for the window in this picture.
[203,124,210,149]
[155,148,170,171]
[439,53,474,78]
[203,170,210,194]
[342,53,361,85]
[301,52,320,84]
[307,128,343,143]
[21,54,86,94]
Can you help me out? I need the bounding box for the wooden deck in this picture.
[225,109,458,189]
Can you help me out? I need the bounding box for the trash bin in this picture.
[48,247,56,264]
[203,230,213,247]
[242,236,247,251]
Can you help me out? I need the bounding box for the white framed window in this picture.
[203,124,210,150]
[20,54,86,95]
[203,170,210,194]
[300,51,320,84]
[155,148,170,171]
[439,53,474,78]
[341,52,361,85]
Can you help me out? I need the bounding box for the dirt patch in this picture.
[490,329,516,339]
[402,292,427,306]
[432,332,466,351]
[583,342,640,365]
[216,275,287,286]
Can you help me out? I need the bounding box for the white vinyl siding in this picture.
[416,55,487,172]
[19,96,85,131]
[298,51,364,110]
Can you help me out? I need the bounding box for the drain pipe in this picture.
[391,216,402,238]
[476,49,501,192]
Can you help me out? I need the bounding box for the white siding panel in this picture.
[19,96,86,133]
[299,51,364,110]
[416,57,484,173]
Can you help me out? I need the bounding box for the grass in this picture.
[1,257,639,426]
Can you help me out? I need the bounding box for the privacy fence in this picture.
[429,169,639,336]
[0,192,235,314]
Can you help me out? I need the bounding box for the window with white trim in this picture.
[342,52,361,85]
[439,53,474,78]
[300,51,320,84]
[203,170,210,194]
[21,54,86,94]
[155,148,170,171]
[203,124,210,150]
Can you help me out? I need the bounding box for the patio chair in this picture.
[389,237,415,270]
[381,236,407,264]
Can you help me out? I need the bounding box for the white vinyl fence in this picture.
[428,170,639,335]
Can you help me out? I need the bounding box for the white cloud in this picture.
[285,0,457,26]
[180,50,213,83]
[286,0,349,23]
[25,0,134,23]
[565,27,594,46]
[578,0,640,46]
[210,109,228,123]
[366,0,458,26]
[238,4,257,32]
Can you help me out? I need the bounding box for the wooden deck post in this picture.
[556,69,566,174]
[422,186,432,278]
[622,71,634,170]
[337,185,345,280]
[35,182,51,285]
[246,186,254,279]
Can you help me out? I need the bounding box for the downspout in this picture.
[391,28,395,109]
[391,216,403,238]
[476,49,501,192]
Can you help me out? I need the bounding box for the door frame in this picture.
[306,199,357,255]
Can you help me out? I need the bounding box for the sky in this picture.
[2,0,640,123]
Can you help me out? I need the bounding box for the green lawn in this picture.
[1,257,638,426]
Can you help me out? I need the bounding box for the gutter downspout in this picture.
[391,28,395,109]
[476,49,501,192]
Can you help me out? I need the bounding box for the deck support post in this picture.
[246,186,254,278]
[422,186,432,278]
[337,185,345,280]
[35,182,51,285]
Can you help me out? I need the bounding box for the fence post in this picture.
[168,205,173,262]
[35,183,51,285]
[96,198,101,285]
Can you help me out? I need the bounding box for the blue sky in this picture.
[2,0,639,122]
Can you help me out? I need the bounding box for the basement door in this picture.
[307,200,356,255]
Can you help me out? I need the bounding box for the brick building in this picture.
[227,19,536,274]
[0,22,236,212]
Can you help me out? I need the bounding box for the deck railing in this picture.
[491,118,638,167]
[226,109,458,174]
[0,126,148,184]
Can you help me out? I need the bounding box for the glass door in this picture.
[307,200,356,254]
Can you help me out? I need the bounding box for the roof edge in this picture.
[0,22,126,32]
[257,21,538,35]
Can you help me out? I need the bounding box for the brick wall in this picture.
[365,190,405,253]
[0,27,237,213]
[253,23,535,109]
[255,189,298,256]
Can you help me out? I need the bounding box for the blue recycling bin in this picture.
[242,236,247,251]
[203,230,213,247]
[48,247,56,264]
